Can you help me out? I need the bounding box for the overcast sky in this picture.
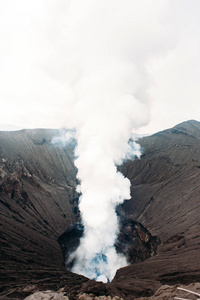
[0,0,200,134]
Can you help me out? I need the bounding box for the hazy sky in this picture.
[0,0,200,134]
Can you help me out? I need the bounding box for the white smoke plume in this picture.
[0,0,190,282]
[0,2,199,280]
[60,0,177,282]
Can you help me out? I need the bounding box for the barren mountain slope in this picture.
[0,129,78,297]
[113,120,200,295]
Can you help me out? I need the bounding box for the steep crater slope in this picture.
[113,120,200,295]
[0,129,79,298]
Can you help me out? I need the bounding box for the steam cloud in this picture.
[61,0,176,281]
[1,2,199,279]
[0,0,189,282]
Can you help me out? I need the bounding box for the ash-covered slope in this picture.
[0,129,79,297]
[0,121,200,299]
[113,120,200,295]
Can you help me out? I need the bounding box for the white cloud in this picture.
[139,0,200,133]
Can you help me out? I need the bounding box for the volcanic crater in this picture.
[0,120,200,299]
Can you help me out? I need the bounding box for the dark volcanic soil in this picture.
[0,129,78,298]
[113,120,200,296]
[0,121,200,299]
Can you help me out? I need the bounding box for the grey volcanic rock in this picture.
[0,120,200,299]
[136,282,200,300]
[24,282,200,300]
[24,290,69,300]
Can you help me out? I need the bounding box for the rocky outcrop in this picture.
[116,218,159,264]
[136,282,200,300]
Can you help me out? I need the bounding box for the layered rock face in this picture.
[0,121,200,299]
